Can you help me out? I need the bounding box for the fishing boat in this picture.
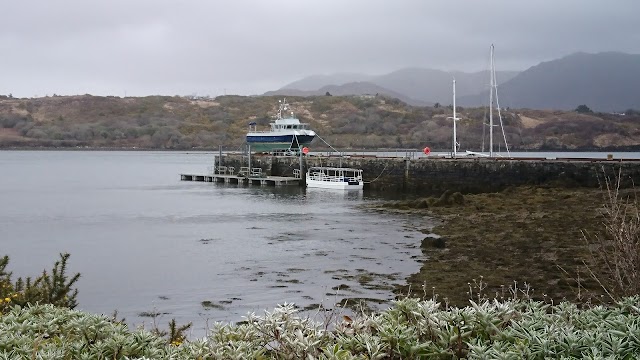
[306,167,364,190]
[246,99,316,153]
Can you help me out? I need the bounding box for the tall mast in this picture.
[489,44,494,157]
[447,78,459,158]
[493,46,511,157]
[452,78,457,158]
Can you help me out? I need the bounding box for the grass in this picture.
[583,172,640,299]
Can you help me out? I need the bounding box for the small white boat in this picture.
[306,167,364,190]
[464,150,490,157]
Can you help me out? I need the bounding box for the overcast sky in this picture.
[1,0,638,98]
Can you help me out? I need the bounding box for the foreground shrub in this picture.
[0,304,168,359]
[2,297,640,359]
[0,253,80,314]
[585,170,640,300]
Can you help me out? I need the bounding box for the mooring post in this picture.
[218,145,223,171]
[403,158,410,190]
[299,146,305,186]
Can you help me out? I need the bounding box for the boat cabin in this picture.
[271,118,310,131]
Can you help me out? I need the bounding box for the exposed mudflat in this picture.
[369,186,612,306]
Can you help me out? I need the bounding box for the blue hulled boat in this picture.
[246,99,316,153]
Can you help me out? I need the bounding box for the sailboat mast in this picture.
[489,44,494,157]
[452,78,457,158]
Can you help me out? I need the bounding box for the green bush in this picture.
[0,253,80,313]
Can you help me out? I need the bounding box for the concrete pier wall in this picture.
[217,154,640,194]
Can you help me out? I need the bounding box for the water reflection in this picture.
[305,187,364,201]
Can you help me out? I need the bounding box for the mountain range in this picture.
[266,52,640,112]
[265,69,519,106]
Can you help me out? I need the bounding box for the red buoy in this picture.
[302,147,310,154]
[423,146,431,155]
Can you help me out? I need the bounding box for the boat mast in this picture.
[493,46,511,157]
[449,78,459,158]
[277,98,288,120]
[489,44,494,157]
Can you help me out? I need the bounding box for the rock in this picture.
[422,236,446,249]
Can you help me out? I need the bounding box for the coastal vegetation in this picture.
[1,94,640,151]
[0,253,80,313]
[2,297,640,359]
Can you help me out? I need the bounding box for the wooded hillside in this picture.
[1,94,639,151]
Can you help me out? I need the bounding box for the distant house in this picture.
[358,94,375,99]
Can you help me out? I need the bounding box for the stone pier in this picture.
[210,154,640,194]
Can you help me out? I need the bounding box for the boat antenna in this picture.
[277,98,286,120]
[446,78,460,158]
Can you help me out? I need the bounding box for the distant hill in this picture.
[281,73,374,91]
[371,68,518,105]
[275,68,519,105]
[459,52,640,112]
[264,81,428,106]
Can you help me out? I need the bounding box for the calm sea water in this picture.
[0,151,430,338]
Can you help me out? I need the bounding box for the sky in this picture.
[1,0,639,98]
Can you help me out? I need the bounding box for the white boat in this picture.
[465,150,490,157]
[306,167,364,190]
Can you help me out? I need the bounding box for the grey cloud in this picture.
[1,0,639,97]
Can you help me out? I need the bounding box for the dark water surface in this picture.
[0,151,429,337]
